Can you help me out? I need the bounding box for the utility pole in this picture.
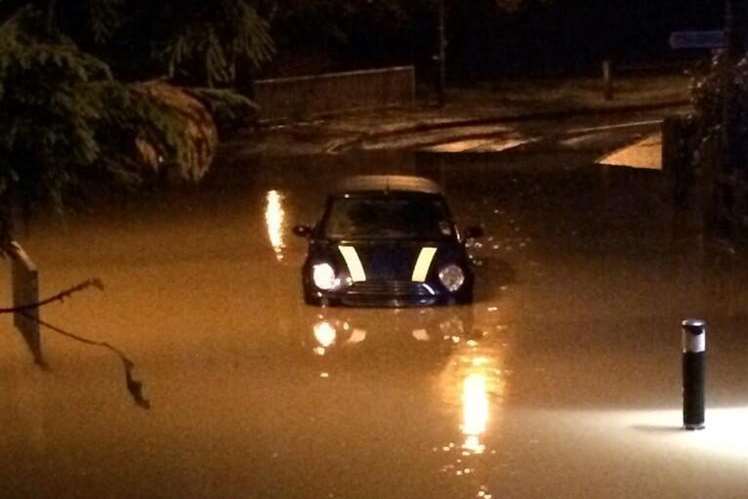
[435,0,446,107]
[720,0,747,239]
[725,0,746,59]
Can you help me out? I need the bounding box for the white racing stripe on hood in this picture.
[412,247,437,282]
[338,246,367,282]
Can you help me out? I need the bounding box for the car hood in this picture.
[310,239,465,282]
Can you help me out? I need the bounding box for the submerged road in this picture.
[2,113,748,498]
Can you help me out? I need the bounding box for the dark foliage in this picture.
[690,51,748,171]
[54,0,274,87]
[187,88,259,136]
[0,8,194,247]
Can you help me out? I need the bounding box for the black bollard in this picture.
[682,319,706,430]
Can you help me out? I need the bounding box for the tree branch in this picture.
[0,2,31,30]
[44,0,56,35]
[0,278,104,314]
[1,276,149,409]
[24,312,151,409]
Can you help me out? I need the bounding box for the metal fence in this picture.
[254,66,415,122]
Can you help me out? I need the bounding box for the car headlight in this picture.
[312,263,339,290]
[439,264,465,292]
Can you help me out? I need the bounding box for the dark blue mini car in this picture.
[293,175,483,307]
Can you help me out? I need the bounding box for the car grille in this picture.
[347,280,434,297]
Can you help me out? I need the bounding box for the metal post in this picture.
[719,0,747,239]
[682,319,706,430]
[663,115,692,208]
[602,60,613,101]
[725,0,746,60]
[9,241,45,366]
[729,0,748,237]
[721,0,736,238]
[435,0,446,107]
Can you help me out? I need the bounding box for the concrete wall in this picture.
[254,66,415,121]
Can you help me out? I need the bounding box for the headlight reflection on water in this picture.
[313,321,337,356]
[310,320,367,356]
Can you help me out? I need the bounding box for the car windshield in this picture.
[323,195,452,239]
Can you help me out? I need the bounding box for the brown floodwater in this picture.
[2,145,748,498]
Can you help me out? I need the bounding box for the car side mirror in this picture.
[293,225,313,238]
[463,226,484,239]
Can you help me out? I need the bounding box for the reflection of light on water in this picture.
[439,346,504,458]
[265,190,285,261]
[440,316,466,336]
[462,371,489,454]
[347,328,367,344]
[435,339,502,499]
[309,319,369,355]
[412,328,430,342]
[313,321,336,356]
[576,407,748,460]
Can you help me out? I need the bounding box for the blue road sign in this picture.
[669,30,725,49]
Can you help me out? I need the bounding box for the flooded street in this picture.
[2,120,748,498]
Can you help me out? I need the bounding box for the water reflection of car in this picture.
[293,175,483,307]
[305,307,476,356]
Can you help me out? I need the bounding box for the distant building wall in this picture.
[254,66,415,121]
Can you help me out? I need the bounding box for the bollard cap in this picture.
[682,319,706,353]
[681,319,707,335]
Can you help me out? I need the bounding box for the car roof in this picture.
[333,175,443,195]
